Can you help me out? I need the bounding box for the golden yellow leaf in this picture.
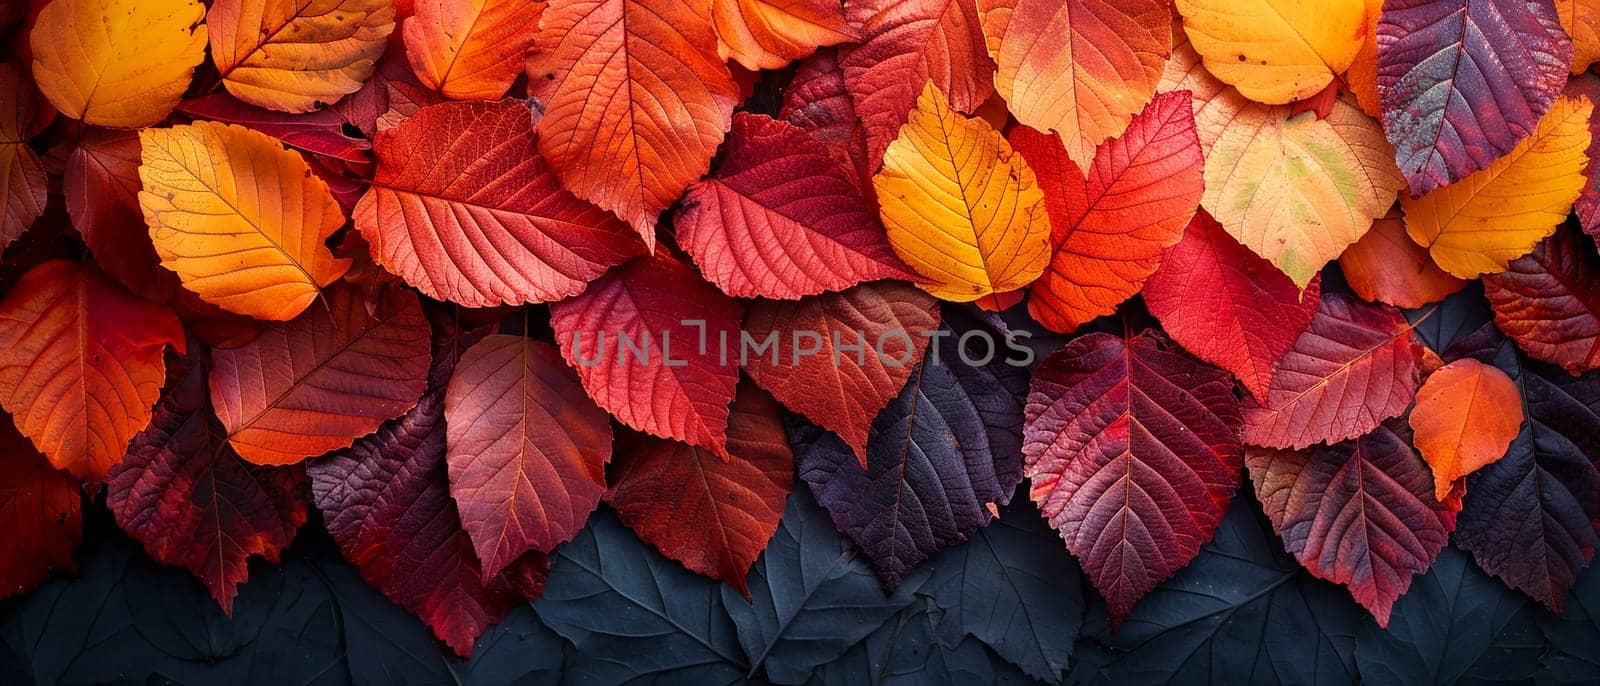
[138,121,352,321]
[28,0,208,128]
[209,0,396,113]
[1402,95,1592,278]
[712,0,856,70]
[1558,0,1600,73]
[874,82,1052,301]
[1174,0,1366,105]
[1203,97,1405,287]
[1158,27,1248,155]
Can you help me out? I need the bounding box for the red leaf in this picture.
[1010,90,1203,333]
[1247,420,1461,626]
[356,100,644,308]
[742,281,940,464]
[210,285,432,465]
[178,93,373,165]
[1571,75,1600,241]
[108,350,310,614]
[606,380,792,595]
[0,260,185,481]
[840,0,996,169]
[1483,227,1600,375]
[550,250,743,456]
[445,334,613,580]
[1023,331,1242,623]
[1144,211,1322,401]
[676,113,914,299]
[64,128,180,302]
[1242,293,1423,450]
[0,420,80,601]
[1,61,49,251]
[780,49,873,197]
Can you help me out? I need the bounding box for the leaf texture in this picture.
[1401,94,1592,278]
[875,82,1051,302]
[712,0,856,70]
[1144,211,1322,402]
[0,62,47,251]
[1338,211,1466,308]
[138,121,353,321]
[1023,331,1243,623]
[177,92,375,164]
[977,0,1170,167]
[445,334,613,580]
[65,128,180,302]
[780,50,874,196]
[0,422,81,602]
[1560,0,1600,72]
[1377,0,1573,194]
[1174,0,1366,105]
[108,350,310,614]
[1482,227,1600,374]
[676,113,914,299]
[549,249,743,455]
[1247,420,1460,626]
[28,0,207,128]
[1242,293,1424,450]
[607,380,792,595]
[355,100,643,307]
[405,0,542,100]
[0,261,184,481]
[528,0,739,244]
[209,285,431,465]
[1410,358,1523,499]
[208,0,395,113]
[1009,90,1203,332]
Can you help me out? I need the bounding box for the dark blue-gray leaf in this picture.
[805,598,1034,685]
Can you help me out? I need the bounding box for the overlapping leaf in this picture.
[0,421,81,602]
[355,100,643,307]
[1010,90,1203,332]
[1482,227,1600,374]
[676,113,914,299]
[64,129,180,302]
[712,0,856,70]
[1560,0,1600,72]
[1410,358,1523,499]
[780,50,873,195]
[208,0,395,113]
[405,0,542,100]
[1242,293,1424,450]
[28,0,207,128]
[1174,0,1365,105]
[1023,331,1242,623]
[1338,211,1466,308]
[0,62,47,250]
[445,334,613,580]
[177,93,375,164]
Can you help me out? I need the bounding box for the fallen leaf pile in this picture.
[1,0,1599,664]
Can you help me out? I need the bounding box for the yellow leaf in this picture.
[1558,0,1600,74]
[1402,95,1592,278]
[138,121,352,321]
[1158,27,1248,155]
[28,0,208,128]
[1174,0,1366,105]
[209,0,396,113]
[1203,97,1405,287]
[712,0,857,71]
[875,82,1052,301]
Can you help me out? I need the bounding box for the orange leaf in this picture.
[1339,211,1466,308]
[138,121,353,321]
[209,0,396,113]
[529,0,738,247]
[1344,0,1383,117]
[28,0,208,128]
[712,0,857,70]
[1558,0,1600,73]
[874,82,1052,301]
[0,261,185,481]
[978,0,1171,168]
[405,0,543,100]
[1410,358,1524,501]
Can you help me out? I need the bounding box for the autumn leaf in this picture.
[1482,226,1600,375]
[549,249,743,456]
[840,0,995,169]
[65,129,180,302]
[405,0,542,100]
[1242,293,1424,450]
[0,421,81,602]
[712,0,856,70]
[28,0,207,128]
[1024,331,1242,624]
[0,62,49,251]
[138,121,353,321]
[875,82,1051,302]
[742,281,940,465]
[355,100,643,307]
[1410,358,1523,500]
[1558,0,1600,73]
[209,285,431,465]
[108,349,310,614]
[976,0,1170,168]
[0,261,184,481]
[1377,0,1572,195]
[1173,0,1366,105]
[208,0,395,113]
[1338,211,1466,309]
[1144,211,1321,402]
[528,0,739,245]
[177,93,375,165]
[1247,419,1460,626]
[1572,75,1600,241]
[1202,96,1405,287]
[780,50,874,196]
[1010,90,1203,333]
[1343,0,1383,117]
[607,380,792,595]
[445,334,613,581]
[1401,95,1592,278]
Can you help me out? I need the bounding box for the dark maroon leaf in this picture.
[179,93,372,165]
